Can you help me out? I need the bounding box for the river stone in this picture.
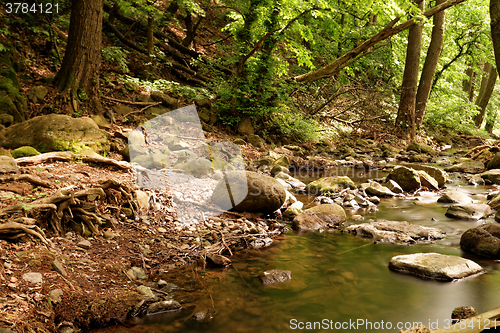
[305,176,356,195]
[489,192,500,209]
[445,161,485,174]
[445,203,491,220]
[206,253,231,267]
[211,171,286,213]
[147,300,182,314]
[27,86,48,103]
[406,143,435,155]
[389,253,483,281]
[304,204,347,225]
[402,163,447,186]
[247,134,264,148]
[480,169,500,184]
[274,172,306,190]
[292,213,328,231]
[22,272,43,284]
[460,224,500,258]
[237,115,254,136]
[486,152,500,170]
[126,267,148,281]
[0,156,18,173]
[345,220,446,244]
[174,157,213,177]
[385,179,403,194]
[136,285,154,297]
[437,191,473,204]
[0,114,109,153]
[258,269,292,284]
[416,170,439,191]
[271,165,289,176]
[386,166,421,192]
[131,152,170,170]
[365,181,396,197]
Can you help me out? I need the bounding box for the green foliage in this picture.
[265,106,319,143]
[102,46,130,73]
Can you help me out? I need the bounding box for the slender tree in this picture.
[474,62,498,127]
[53,0,103,111]
[395,0,425,140]
[415,0,446,130]
[492,0,500,75]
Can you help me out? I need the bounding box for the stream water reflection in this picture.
[99,172,500,333]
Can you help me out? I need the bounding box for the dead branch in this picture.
[16,152,132,171]
[0,174,53,188]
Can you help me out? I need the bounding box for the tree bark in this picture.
[462,65,476,101]
[415,0,446,129]
[491,0,500,76]
[53,0,103,110]
[395,0,425,140]
[474,62,498,128]
[294,0,467,83]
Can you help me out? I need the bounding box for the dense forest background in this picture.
[1,0,500,145]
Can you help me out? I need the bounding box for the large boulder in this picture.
[304,204,347,225]
[480,169,500,184]
[445,203,491,221]
[488,192,500,209]
[0,114,109,153]
[237,115,254,136]
[460,224,500,258]
[345,220,445,244]
[445,161,485,174]
[401,163,448,187]
[389,253,483,281]
[386,166,421,192]
[211,171,286,213]
[437,191,473,204]
[486,152,500,170]
[305,176,355,195]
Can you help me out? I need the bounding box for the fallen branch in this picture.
[101,96,160,106]
[16,152,132,171]
[0,174,53,188]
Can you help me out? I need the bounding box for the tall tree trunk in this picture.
[395,0,425,140]
[462,64,476,101]
[474,62,498,128]
[147,17,154,54]
[415,0,446,130]
[491,0,500,76]
[53,0,103,111]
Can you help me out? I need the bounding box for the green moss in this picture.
[0,148,12,157]
[12,146,41,158]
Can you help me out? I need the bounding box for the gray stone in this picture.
[77,239,91,249]
[481,169,500,184]
[406,143,435,155]
[237,115,254,136]
[437,191,473,204]
[416,170,439,191]
[271,165,289,176]
[386,166,421,192]
[389,253,483,281]
[365,182,396,197]
[150,91,178,108]
[113,105,134,116]
[246,134,264,148]
[211,171,286,214]
[136,285,155,297]
[487,152,500,170]
[174,157,213,177]
[385,179,403,194]
[22,272,43,284]
[27,86,48,103]
[345,220,446,244]
[126,267,148,281]
[48,289,63,304]
[0,114,109,153]
[489,192,500,209]
[445,161,485,174]
[91,115,111,129]
[52,259,67,276]
[131,152,169,170]
[0,156,18,173]
[147,300,182,314]
[249,237,273,249]
[445,203,492,220]
[258,269,292,284]
[135,190,150,210]
[274,172,306,190]
[460,224,500,258]
[292,213,328,232]
[304,204,347,225]
[305,176,356,195]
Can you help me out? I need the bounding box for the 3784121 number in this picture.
[5,2,59,14]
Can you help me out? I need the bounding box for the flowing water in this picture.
[99,168,500,333]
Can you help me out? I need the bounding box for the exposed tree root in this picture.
[16,152,132,171]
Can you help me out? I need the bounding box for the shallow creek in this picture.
[101,168,500,333]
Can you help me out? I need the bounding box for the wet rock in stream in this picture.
[437,191,473,204]
[259,269,292,284]
[389,253,483,281]
[460,224,500,258]
[345,220,446,244]
[445,203,492,220]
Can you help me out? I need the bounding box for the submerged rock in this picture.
[389,253,483,281]
[147,300,182,314]
[345,220,445,244]
[460,224,500,258]
[445,203,491,220]
[386,166,421,192]
[437,191,473,204]
[258,269,292,284]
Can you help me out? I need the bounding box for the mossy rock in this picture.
[305,176,356,195]
[406,142,435,155]
[11,146,41,158]
[0,148,11,157]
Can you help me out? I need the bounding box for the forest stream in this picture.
[93,167,500,333]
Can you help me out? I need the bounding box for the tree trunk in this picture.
[147,17,154,54]
[395,0,424,140]
[462,65,476,101]
[53,0,103,110]
[415,0,446,130]
[474,62,498,128]
[293,0,466,83]
[491,0,500,77]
